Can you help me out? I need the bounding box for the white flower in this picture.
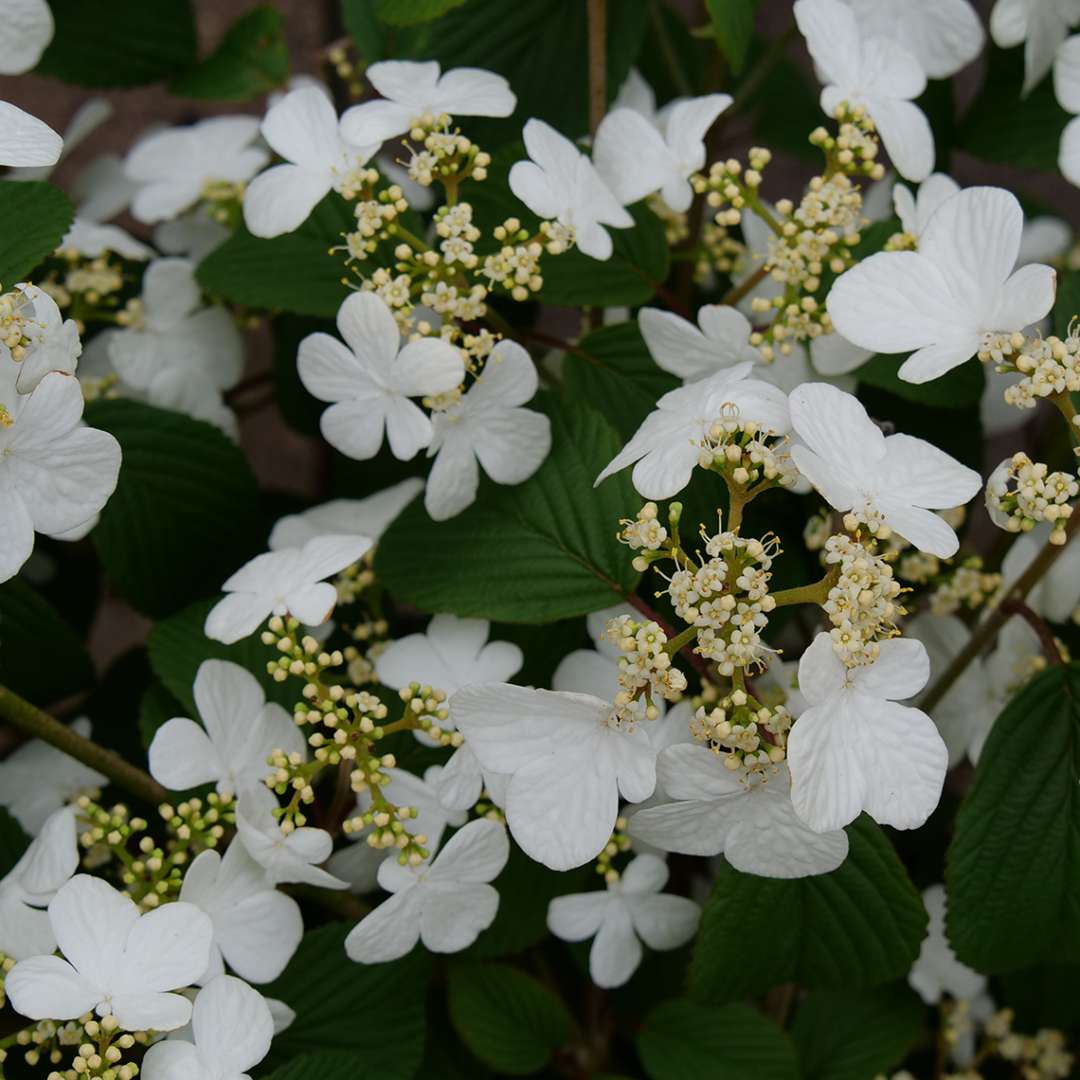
[1,285,81,394]
[298,292,464,462]
[269,477,423,550]
[234,787,347,890]
[0,0,53,74]
[993,0,1080,96]
[451,684,658,871]
[909,884,987,1005]
[148,659,305,797]
[425,340,551,520]
[339,60,516,144]
[841,0,984,79]
[204,534,371,644]
[509,119,633,260]
[1001,523,1080,621]
[344,818,509,963]
[179,842,303,984]
[593,92,731,212]
[0,808,78,961]
[637,304,761,384]
[63,152,152,260]
[154,206,231,263]
[595,363,791,501]
[828,186,1057,383]
[628,747,849,878]
[243,86,380,238]
[125,117,269,224]
[0,718,105,834]
[0,368,122,584]
[794,0,934,181]
[6,874,213,1031]
[547,854,699,988]
[789,383,981,558]
[786,633,948,833]
[142,974,274,1080]
[1055,34,1080,184]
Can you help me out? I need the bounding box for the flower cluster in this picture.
[603,614,687,715]
[986,452,1077,542]
[689,687,791,772]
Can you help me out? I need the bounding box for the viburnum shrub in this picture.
[2,0,1080,1077]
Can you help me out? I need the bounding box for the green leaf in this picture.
[997,964,1080,1031]
[637,999,798,1080]
[37,0,197,87]
[138,681,183,750]
[0,807,31,879]
[197,195,355,317]
[946,663,1080,972]
[169,7,289,101]
[447,962,573,1076]
[264,1054,377,1080]
[855,353,985,409]
[0,181,74,286]
[261,924,429,1078]
[341,0,387,60]
[0,579,94,706]
[540,203,671,307]
[561,322,677,440]
[705,0,759,76]
[790,985,924,1080]
[690,816,927,1001]
[375,0,469,25]
[84,400,262,618]
[375,399,640,622]
[272,315,327,435]
[1053,269,1080,338]
[147,597,296,716]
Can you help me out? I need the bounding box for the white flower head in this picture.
[628,747,849,878]
[547,854,700,988]
[125,116,269,224]
[638,304,760,384]
[0,718,106,834]
[451,684,658,871]
[1055,34,1080,185]
[794,0,934,181]
[340,60,516,144]
[827,186,1057,383]
[0,0,53,75]
[204,534,371,644]
[909,884,987,1005]
[244,86,380,238]
[142,974,274,1080]
[1,284,81,394]
[593,92,731,212]
[0,369,122,584]
[993,0,1080,96]
[0,100,61,168]
[595,363,791,501]
[0,808,78,961]
[6,874,213,1031]
[298,291,465,462]
[509,119,633,261]
[787,633,948,833]
[789,383,981,558]
[344,818,509,963]
[148,659,305,797]
[179,842,303,985]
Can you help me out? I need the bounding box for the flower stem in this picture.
[770,567,839,608]
[587,0,607,138]
[0,684,168,807]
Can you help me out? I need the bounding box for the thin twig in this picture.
[1000,597,1063,667]
[587,0,607,138]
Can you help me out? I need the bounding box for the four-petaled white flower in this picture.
[789,383,981,558]
[547,854,700,988]
[509,119,633,261]
[786,633,948,833]
[593,92,731,212]
[142,974,274,1080]
[0,368,122,584]
[6,874,213,1031]
[993,0,1080,96]
[340,60,516,144]
[148,659,305,797]
[0,101,61,168]
[828,186,1057,383]
[628,747,850,878]
[909,884,988,1005]
[204,534,371,644]
[243,86,380,238]
[595,363,791,501]
[1055,34,1080,185]
[425,339,551,520]
[451,684,658,870]
[1,284,81,394]
[637,304,761,384]
[298,292,465,461]
[794,0,934,181]
[179,842,303,985]
[0,808,78,961]
[344,818,509,963]
[0,0,53,75]
[125,116,269,224]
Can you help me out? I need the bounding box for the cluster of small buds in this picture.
[0,951,13,1007]
[822,534,904,666]
[928,560,1003,617]
[200,177,247,228]
[337,184,406,264]
[983,1009,1074,1080]
[696,412,798,491]
[420,278,488,321]
[695,147,772,228]
[24,1014,146,1080]
[0,286,36,359]
[809,105,885,180]
[335,552,378,605]
[619,501,668,553]
[342,747,430,866]
[689,688,789,771]
[61,258,126,306]
[326,41,364,98]
[896,549,941,585]
[594,817,632,884]
[434,202,482,267]
[481,219,545,300]
[648,195,690,245]
[604,615,688,712]
[399,682,461,746]
[697,221,743,280]
[401,122,490,189]
[538,218,575,255]
[996,330,1080,415]
[986,452,1077,541]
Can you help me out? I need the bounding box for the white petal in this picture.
[297,332,373,404]
[425,431,481,521]
[383,396,434,460]
[421,881,499,952]
[865,96,934,182]
[851,637,930,701]
[121,900,214,993]
[261,86,341,169]
[593,109,673,206]
[50,874,137,977]
[428,818,509,885]
[876,433,982,509]
[192,975,273,1074]
[547,892,611,941]
[344,887,424,963]
[0,0,54,75]
[395,338,466,397]
[148,718,222,791]
[589,904,642,988]
[430,66,516,118]
[5,955,101,1021]
[243,164,331,238]
[204,592,273,645]
[0,101,62,168]
[627,893,699,950]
